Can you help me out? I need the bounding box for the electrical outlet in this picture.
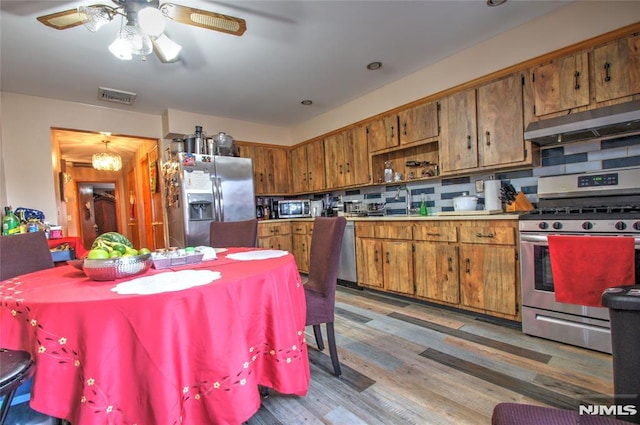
[475,180,484,193]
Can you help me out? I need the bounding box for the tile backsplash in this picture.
[331,133,640,215]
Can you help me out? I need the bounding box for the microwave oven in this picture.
[277,200,311,218]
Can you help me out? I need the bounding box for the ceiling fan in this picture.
[36,0,246,62]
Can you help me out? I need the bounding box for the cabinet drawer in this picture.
[413,222,457,242]
[291,222,311,235]
[458,223,516,245]
[258,222,291,237]
[356,222,377,238]
[375,223,413,240]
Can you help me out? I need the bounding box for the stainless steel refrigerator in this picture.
[164,153,255,248]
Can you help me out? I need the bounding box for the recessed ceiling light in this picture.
[486,0,507,6]
[301,100,313,105]
[367,62,382,70]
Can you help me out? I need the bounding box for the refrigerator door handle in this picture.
[216,177,224,221]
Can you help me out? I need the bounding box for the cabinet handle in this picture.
[268,173,273,182]
[475,232,495,238]
[465,258,470,273]
[386,252,390,264]
[374,249,378,263]
[574,71,581,90]
[604,62,611,82]
[346,162,351,173]
[403,122,408,136]
[390,125,395,139]
[339,164,343,175]
[426,232,441,237]
[485,131,491,147]
[467,135,472,150]
[259,172,264,182]
[448,257,453,272]
[308,171,312,181]
[302,172,307,182]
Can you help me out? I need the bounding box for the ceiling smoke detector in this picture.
[98,87,136,105]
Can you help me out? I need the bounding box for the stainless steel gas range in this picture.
[519,167,640,353]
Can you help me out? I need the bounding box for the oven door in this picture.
[520,233,640,353]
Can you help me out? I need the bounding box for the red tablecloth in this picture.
[0,248,309,425]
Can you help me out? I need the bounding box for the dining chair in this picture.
[491,402,631,425]
[209,219,258,248]
[0,232,55,281]
[304,216,347,377]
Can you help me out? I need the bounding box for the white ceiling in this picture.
[1,0,572,164]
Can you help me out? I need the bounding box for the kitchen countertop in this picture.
[260,213,521,222]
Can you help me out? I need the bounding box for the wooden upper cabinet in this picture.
[439,88,478,172]
[532,51,590,116]
[324,126,371,190]
[367,114,400,152]
[398,101,439,146]
[291,140,325,194]
[238,144,289,195]
[477,73,525,167]
[594,33,640,103]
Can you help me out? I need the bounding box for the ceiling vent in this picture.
[98,87,136,105]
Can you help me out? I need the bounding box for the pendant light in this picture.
[92,140,122,171]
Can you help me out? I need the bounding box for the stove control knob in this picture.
[634,221,640,231]
[552,222,563,230]
[538,222,549,230]
[615,221,627,231]
[582,221,594,230]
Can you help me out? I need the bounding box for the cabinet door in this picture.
[367,114,400,152]
[290,146,308,193]
[292,233,311,273]
[357,238,384,288]
[594,34,640,103]
[324,132,346,189]
[399,101,439,145]
[269,147,290,194]
[459,244,518,316]
[383,241,414,295]
[349,125,371,186]
[532,52,590,116]
[414,242,459,304]
[306,140,326,192]
[439,89,478,172]
[477,74,525,167]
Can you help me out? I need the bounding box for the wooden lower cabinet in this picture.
[355,219,520,321]
[291,221,313,273]
[257,221,292,252]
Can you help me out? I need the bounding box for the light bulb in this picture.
[138,7,165,37]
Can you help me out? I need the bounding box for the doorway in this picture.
[78,182,118,249]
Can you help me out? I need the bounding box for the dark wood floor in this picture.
[247,285,613,424]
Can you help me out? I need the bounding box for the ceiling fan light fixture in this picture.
[138,7,166,37]
[109,35,133,60]
[153,33,182,62]
[78,5,113,32]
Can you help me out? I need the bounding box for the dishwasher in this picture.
[337,221,358,287]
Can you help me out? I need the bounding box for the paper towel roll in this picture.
[484,180,502,211]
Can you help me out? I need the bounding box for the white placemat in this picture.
[111,270,221,295]
[226,250,288,261]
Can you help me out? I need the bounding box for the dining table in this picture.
[0,247,310,425]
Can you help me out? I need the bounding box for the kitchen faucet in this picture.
[394,185,412,215]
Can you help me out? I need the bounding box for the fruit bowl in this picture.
[82,254,152,281]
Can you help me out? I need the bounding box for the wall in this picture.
[334,134,640,215]
[2,3,639,223]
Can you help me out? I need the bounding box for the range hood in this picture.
[524,100,640,146]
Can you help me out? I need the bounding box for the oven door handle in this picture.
[520,234,549,243]
[520,234,640,245]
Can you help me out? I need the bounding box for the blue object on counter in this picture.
[14,208,45,222]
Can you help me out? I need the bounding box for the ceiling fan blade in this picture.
[159,3,246,36]
[37,7,85,30]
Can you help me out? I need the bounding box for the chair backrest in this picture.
[209,219,258,248]
[306,217,347,299]
[0,232,55,281]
